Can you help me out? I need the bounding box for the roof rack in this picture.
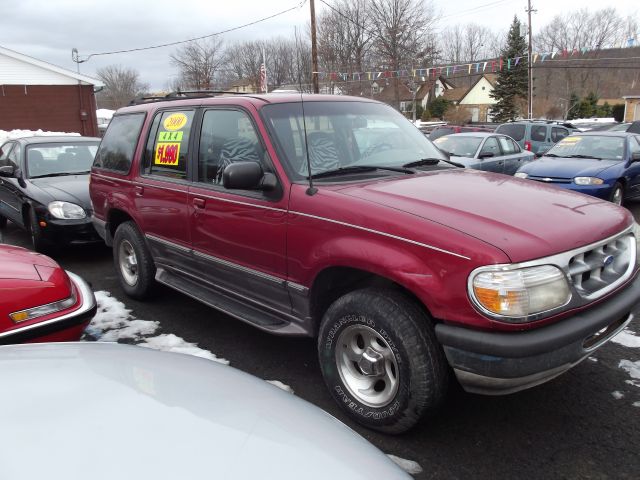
[509,118,577,128]
[129,89,247,105]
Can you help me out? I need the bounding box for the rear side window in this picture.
[497,136,519,154]
[551,127,569,143]
[93,113,145,173]
[495,124,525,141]
[145,110,195,180]
[530,125,547,142]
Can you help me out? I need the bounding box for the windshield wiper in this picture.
[403,157,464,169]
[542,153,561,157]
[30,171,90,179]
[308,165,414,179]
[565,154,602,160]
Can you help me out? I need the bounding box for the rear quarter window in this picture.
[93,113,145,173]
[495,124,525,141]
[530,125,547,142]
[551,127,569,143]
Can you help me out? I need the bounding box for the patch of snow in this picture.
[85,291,227,365]
[266,380,294,394]
[619,360,640,387]
[633,402,640,408]
[587,357,598,362]
[610,329,640,348]
[0,129,79,145]
[138,334,228,364]
[611,391,624,399]
[387,454,423,475]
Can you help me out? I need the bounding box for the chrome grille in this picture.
[567,233,634,298]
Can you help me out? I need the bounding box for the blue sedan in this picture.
[515,132,640,205]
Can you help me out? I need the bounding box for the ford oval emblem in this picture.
[603,255,615,267]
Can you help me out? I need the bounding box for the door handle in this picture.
[193,197,206,209]
[134,186,144,196]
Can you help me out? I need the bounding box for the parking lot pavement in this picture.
[1,207,640,479]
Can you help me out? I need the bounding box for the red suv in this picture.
[90,93,640,433]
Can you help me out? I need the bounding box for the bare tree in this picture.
[170,37,226,90]
[369,0,439,109]
[440,23,496,63]
[95,65,149,109]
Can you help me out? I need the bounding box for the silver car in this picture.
[434,132,535,175]
[0,342,410,480]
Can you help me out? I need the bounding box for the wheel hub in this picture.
[358,347,385,376]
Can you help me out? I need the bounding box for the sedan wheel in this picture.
[610,182,624,206]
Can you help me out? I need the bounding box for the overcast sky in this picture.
[2,0,639,90]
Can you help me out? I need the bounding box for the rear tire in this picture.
[317,288,449,434]
[609,182,624,206]
[113,221,156,299]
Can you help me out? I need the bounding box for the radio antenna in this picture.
[300,93,317,196]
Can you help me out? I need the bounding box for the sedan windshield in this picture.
[433,136,483,157]
[546,135,625,161]
[27,142,100,178]
[261,101,448,180]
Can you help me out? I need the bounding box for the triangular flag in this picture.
[514,56,521,66]
[483,61,488,71]
[540,53,547,62]
[468,63,472,74]
[507,58,511,70]
[475,63,480,73]
[533,53,538,63]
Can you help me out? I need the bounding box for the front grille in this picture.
[529,176,571,184]
[567,233,634,299]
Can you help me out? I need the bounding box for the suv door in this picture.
[138,110,195,270]
[188,107,290,315]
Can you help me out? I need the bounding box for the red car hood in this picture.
[0,245,59,280]
[337,169,633,262]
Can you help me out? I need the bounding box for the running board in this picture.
[154,267,309,336]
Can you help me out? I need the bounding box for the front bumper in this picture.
[40,216,103,245]
[0,271,97,344]
[530,181,613,200]
[435,272,640,395]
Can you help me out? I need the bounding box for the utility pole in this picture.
[310,0,319,94]
[526,0,536,119]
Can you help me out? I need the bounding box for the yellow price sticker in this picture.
[154,142,181,166]
[163,113,188,131]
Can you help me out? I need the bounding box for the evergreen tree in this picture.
[567,93,580,120]
[489,17,528,122]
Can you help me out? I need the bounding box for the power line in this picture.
[440,0,512,20]
[81,1,307,61]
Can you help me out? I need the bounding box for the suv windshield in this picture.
[261,101,447,180]
[26,142,100,178]
[546,135,625,161]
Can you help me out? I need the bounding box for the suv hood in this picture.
[520,157,622,179]
[337,169,632,262]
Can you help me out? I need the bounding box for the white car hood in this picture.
[0,343,409,480]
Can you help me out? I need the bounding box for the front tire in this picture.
[317,288,449,434]
[0,215,6,229]
[28,208,51,253]
[610,182,624,206]
[113,221,156,299]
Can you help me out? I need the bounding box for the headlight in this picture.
[10,294,77,323]
[48,201,86,219]
[573,177,604,185]
[514,172,528,179]
[469,265,571,322]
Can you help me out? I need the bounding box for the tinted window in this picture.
[480,137,500,156]
[496,124,525,141]
[530,125,547,142]
[147,110,194,180]
[198,109,268,185]
[497,136,518,154]
[551,127,569,143]
[94,113,145,173]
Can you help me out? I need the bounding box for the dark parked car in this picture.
[428,124,494,140]
[0,136,101,251]
[495,120,576,155]
[0,244,95,344]
[91,94,639,433]
[515,132,640,205]
[433,132,534,174]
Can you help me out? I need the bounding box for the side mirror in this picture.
[478,152,494,159]
[222,162,276,191]
[0,165,15,177]
[535,152,545,158]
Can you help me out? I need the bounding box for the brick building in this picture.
[0,46,103,136]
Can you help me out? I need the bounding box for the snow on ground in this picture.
[611,328,640,349]
[587,357,598,362]
[619,360,640,389]
[611,391,624,399]
[266,380,294,394]
[84,291,228,365]
[387,455,423,474]
[0,129,79,144]
[634,402,640,408]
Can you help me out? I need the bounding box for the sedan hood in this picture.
[337,169,632,262]
[0,343,409,480]
[0,245,58,280]
[29,175,91,208]
[521,157,621,179]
